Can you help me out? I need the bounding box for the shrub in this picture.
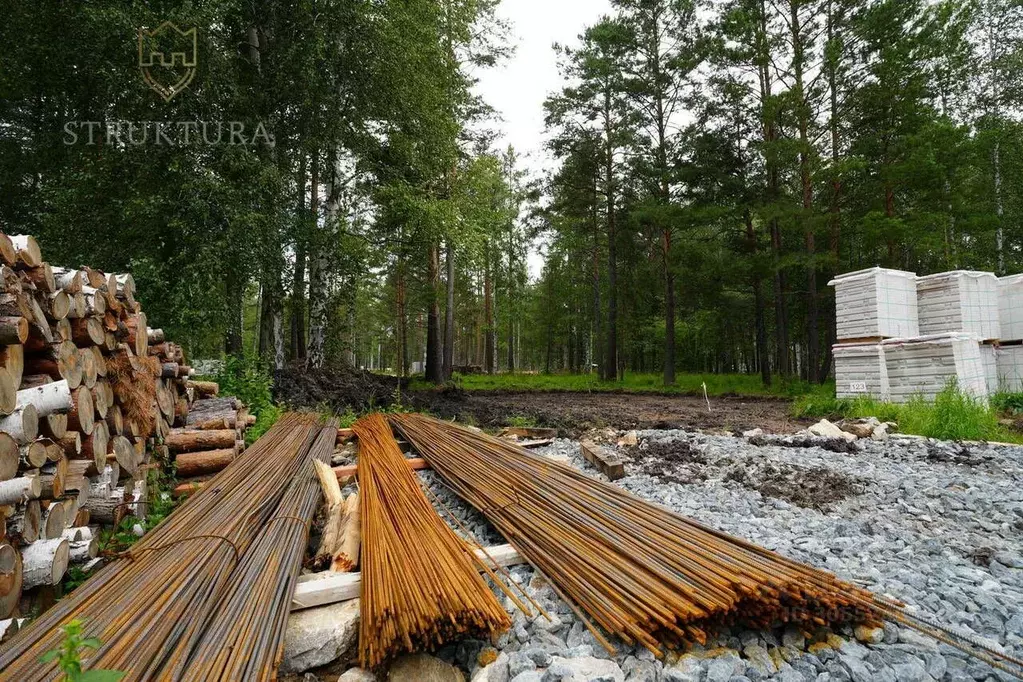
[214,355,280,443]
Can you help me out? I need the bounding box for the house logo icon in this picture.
[138,22,197,102]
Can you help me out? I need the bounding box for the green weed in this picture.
[506,415,538,428]
[792,382,1021,443]
[40,620,124,682]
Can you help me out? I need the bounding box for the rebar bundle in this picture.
[0,413,321,681]
[354,413,512,670]
[168,419,340,681]
[390,414,1023,677]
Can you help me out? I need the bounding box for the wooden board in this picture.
[332,457,429,482]
[579,440,626,481]
[290,544,522,611]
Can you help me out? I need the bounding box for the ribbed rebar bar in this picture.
[390,413,1023,679]
[0,413,321,682]
[355,413,511,670]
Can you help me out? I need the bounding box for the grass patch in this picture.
[410,372,818,398]
[792,382,1022,443]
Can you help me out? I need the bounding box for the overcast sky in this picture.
[474,0,613,176]
[473,0,612,276]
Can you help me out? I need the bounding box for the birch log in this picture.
[10,236,42,268]
[0,476,40,505]
[15,380,71,417]
[21,538,69,588]
[0,404,38,444]
[41,502,65,539]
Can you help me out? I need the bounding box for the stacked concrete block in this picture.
[829,267,919,341]
[980,344,999,395]
[997,345,1023,392]
[882,334,988,403]
[917,271,1000,340]
[997,275,1023,342]
[833,343,889,400]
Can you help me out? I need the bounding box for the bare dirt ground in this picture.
[419,389,808,437]
[271,367,808,437]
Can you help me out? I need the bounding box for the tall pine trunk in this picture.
[603,94,618,382]
[789,0,818,383]
[443,241,455,379]
[484,241,495,374]
[425,242,443,383]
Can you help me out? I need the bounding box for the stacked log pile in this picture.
[169,393,253,495]
[0,232,200,618]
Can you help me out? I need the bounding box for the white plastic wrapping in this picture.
[881,333,988,403]
[828,267,919,341]
[917,271,1000,340]
[833,343,888,400]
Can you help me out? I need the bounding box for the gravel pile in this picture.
[416,430,1023,682]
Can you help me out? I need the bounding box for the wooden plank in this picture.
[519,439,554,449]
[579,440,626,481]
[333,457,429,483]
[498,427,557,440]
[290,544,523,611]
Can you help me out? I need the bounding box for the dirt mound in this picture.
[630,441,709,486]
[725,461,864,511]
[273,365,409,412]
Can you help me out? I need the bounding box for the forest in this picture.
[1,0,1022,387]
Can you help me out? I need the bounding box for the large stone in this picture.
[664,655,705,682]
[281,599,360,674]
[543,655,625,682]
[339,669,377,682]
[388,654,465,682]
[472,652,509,682]
[837,418,880,439]
[808,419,856,442]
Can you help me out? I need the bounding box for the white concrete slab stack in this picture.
[997,345,1023,392]
[882,334,988,403]
[980,344,999,395]
[917,271,1000,340]
[833,343,888,400]
[828,267,919,341]
[998,274,1023,342]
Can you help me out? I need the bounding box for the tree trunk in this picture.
[443,241,455,380]
[397,258,409,377]
[307,152,334,369]
[663,231,675,386]
[425,243,443,383]
[291,154,308,361]
[484,243,495,375]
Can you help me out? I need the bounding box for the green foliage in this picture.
[213,355,280,444]
[62,566,96,594]
[39,620,124,682]
[505,415,538,428]
[792,382,1020,443]
[990,391,1023,415]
